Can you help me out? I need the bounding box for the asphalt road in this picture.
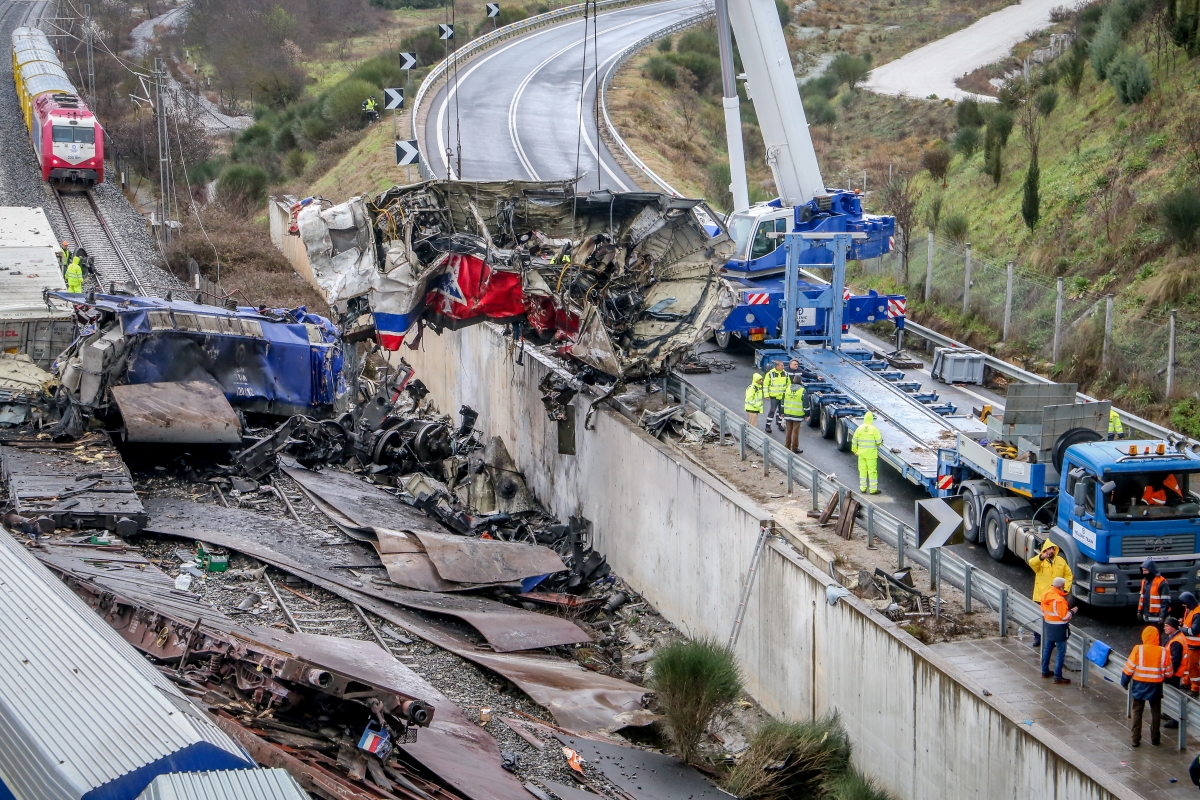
[686,332,1142,651]
[422,0,706,184]
[865,0,1066,101]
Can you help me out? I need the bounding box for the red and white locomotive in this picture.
[12,27,104,185]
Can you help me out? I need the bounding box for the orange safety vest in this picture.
[1140,575,1168,617]
[1144,486,1167,505]
[1184,607,1200,685]
[1124,643,1170,683]
[1041,587,1070,623]
[1168,631,1192,681]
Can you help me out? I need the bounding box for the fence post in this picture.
[680,383,688,411]
[1003,261,1014,341]
[866,504,875,548]
[925,231,933,302]
[1053,277,1064,362]
[1168,309,1177,397]
[962,243,972,315]
[897,521,905,569]
[930,546,938,591]
[963,563,973,613]
[719,408,726,444]
[762,436,770,476]
[739,422,747,461]
[1102,294,1114,366]
[999,587,1009,636]
[1080,631,1090,688]
[787,453,794,494]
[811,468,820,511]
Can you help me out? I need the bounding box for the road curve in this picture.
[865,0,1064,101]
[422,0,707,187]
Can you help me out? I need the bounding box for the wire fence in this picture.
[853,233,1196,399]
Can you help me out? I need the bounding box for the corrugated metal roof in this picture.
[20,74,74,98]
[0,532,252,800]
[134,769,310,800]
[16,61,69,82]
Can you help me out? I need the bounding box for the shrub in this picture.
[1108,50,1151,103]
[1090,20,1122,79]
[925,193,943,230]
[830,52,871,90]
[942,212,969,242]
[217,164,268,209]
[955,97,984,128]
[802,72,840,100]
[1172,398,1200,435]
[991,109,1014,146]
[284,148,309,176]
[1022,156,1040,230]
[657,35,673,52]
[1157,186,1200,251]
[725,716,853,800]
[677,29,718,56]
[668,51,721,92]
[301,115,333,143]
[805,95,837,126]
[322,78,383,128]
[401,26,445,68]
[776,0,790,24]
[953,125,980,157]
[350,56,405,91]
[1035,86,1059,116]
[648,639,742,763]
[1061,47,1086,96]
[921,144,952,186]
[706,161,733,212]
[825,767,896,800]
[646,54,678,86]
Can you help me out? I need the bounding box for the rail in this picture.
[410,0,656,178]
[665,370,1200,749]
[597,9,714,194]
[54,189,147,296]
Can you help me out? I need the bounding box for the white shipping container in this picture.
[0,207,75,367]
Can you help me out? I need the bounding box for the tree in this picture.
[984,126,1003,186]
[955,98,985,128]
[925,194,943,232]
[1061,47,1086,96]
[1090,20,1123,79]
[954,126,980,157]
[991,109,1014,146]
[879,171,925,285]
[1108,50,1152,103]
[1157,186,1200,252]
[1035,86,1059,116]
[1021,156,1040,230]
[829,53,870,91]
[672,82,701,137]
[921,144,952,187]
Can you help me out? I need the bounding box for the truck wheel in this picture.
[821,406,836,439]
[714,330,733,350]
[805,395,821,428]
[983,507,1008,561]
[962,491,981,543]
[836,418,852,452]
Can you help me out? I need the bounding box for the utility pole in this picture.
[713,0,749,212]
[84,4,95,104]
[154,58,173,250]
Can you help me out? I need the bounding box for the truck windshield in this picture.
[727,214,756,260]
[1103,470,1200,521]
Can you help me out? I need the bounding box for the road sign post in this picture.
[487,2,500,30]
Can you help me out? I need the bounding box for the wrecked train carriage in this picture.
[297,181,735,379]
[50,293,346,442]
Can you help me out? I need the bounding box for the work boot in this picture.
[765,424,772,433]
[1041,672,1053,679]
[1053,677,1071,685]
[870,489,881,495]
[1165,718,1180,729]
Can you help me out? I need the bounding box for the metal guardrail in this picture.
[666,371,1200,749]
[410,0,650,179]
[597,9,714,194]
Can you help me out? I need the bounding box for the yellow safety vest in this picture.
[852,423,883,455]
[782,385,805,418]
[744,383,764,413]
[365,99,376,111]
[1109,409,1123,435]
[65,258,84,292]
[764,368,789,399]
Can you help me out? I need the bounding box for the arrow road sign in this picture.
[399,52,417,70]
[917,496,965,551]
[439,23,454,39]
[486,3,500,15]
[395,140,420,167]
[384,88,404,109]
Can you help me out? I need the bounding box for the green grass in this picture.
[648,638,743,764]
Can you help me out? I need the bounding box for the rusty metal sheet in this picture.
[554,735,730,800]
[412,529,566,585]
[111,380,242,444]
[32,539,531,800]
[298,576,652,735]
[0,432,148,533]
[143,498,591,652]
[282,464,445,538]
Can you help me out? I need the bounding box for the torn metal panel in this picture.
[411,529,565,585]
[142,498,591,652]
[1,432,147,533]
[282,465,446,539]
[0,352,55,394]
[554,735,731,800]
[301,577,649,735]
[111,381,242,444]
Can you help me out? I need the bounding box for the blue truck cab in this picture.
[715,191,901,348]
[1052,441,1200,607]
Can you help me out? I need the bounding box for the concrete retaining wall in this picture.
[397,321,1134,800]
[267,198,320,296]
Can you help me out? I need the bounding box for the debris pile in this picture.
[297,181,735,379]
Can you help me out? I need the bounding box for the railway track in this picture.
[54,188,148,295]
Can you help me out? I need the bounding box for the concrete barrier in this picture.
[397,321,1135,800]
[267,198,319,296]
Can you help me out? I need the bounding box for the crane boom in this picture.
[725,0,823,206]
